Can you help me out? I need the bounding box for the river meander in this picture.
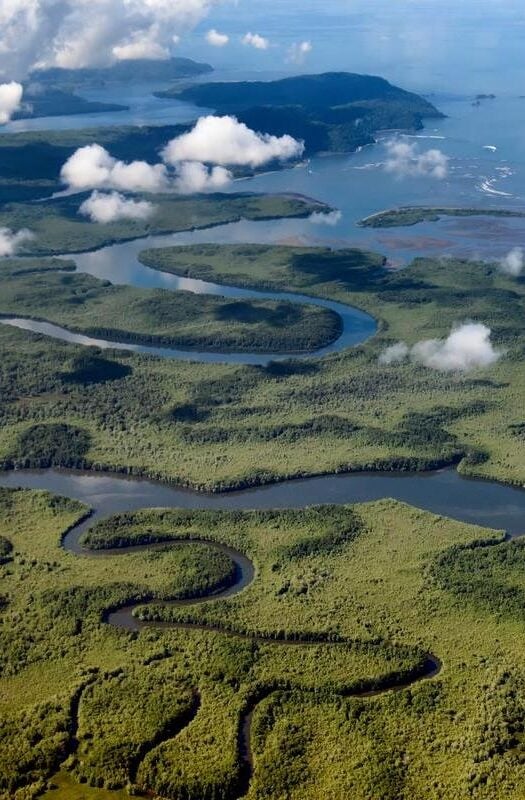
[0,228,376,364]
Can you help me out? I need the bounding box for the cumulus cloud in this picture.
[384,139,449,179]
[309,209,342,226]
[174,161,232,194]
[112,26,169,61]
[287,41,312,65]
[206,28,229,47]
[499,247,524,277]
[0,227,34,256]
[62,119,304,198]
[0,0,227,78]
[379,323,502,372]
[79,190,155,223]
[242,32,269,50]
[61,144,169,193]
[163,115,304,168]
[379,341,410,365]
[0,81,23,124]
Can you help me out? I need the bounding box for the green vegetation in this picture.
[431,537,525,619]
[4,482,525,798]
[1,246,523,488]
[0,192,324,255]
[139,242,387,295]
[42,771,129,800]
[0,260,340,354]
[359,206,525,228]
[0,487,244,799]
[0,536,12,564]
[61,352,132,385]
[8,423,92,469]
[162,72,443,156]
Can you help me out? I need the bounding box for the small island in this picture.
[359,206,525,228]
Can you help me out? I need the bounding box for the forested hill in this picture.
[174,72,440,114]
[13,88,127,121]
[162,72,443,155]
[31,57,213,88]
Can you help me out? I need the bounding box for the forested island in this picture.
[12,89,128,122]
[159,72,443,155]
[31,58,213,89]
[360,206,525,228]
[0,192,323,254]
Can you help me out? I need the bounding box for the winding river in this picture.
[0,224,376,365]
[1,223,524,794]
[1,463,524,794]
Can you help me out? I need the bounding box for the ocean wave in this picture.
[478,179,513,197]
[406,134,446,140]
[352,162,384,170]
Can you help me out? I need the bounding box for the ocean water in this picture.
[215,95,525,263]
[192,0,525,96]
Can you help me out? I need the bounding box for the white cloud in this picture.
[206,28,229,47]
[412,323,501,371]
[79,190,155,223]
[384,139,449,179]
[242,32,269,50]
[309,209,342,226]
[0,227,34,256]
[61,144,169,192]
[499,247,523,277]
[0,0,227,78]
[174,161,232,193]
[379,323,502,372]
[0,81,23,124]
[163,115,304,168]
[62,122,303,198]
[112,26,169,61]
[287,40,312,65]
[378,341,410,365]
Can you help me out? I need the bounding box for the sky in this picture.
[2,1,525,94]
[193,0,525,94]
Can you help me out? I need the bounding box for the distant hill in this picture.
[14,88,127,121]
[14,57,213,122]
[160,72,444,155]
[31,58,213,89]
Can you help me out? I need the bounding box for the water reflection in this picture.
[0,467,523,536]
